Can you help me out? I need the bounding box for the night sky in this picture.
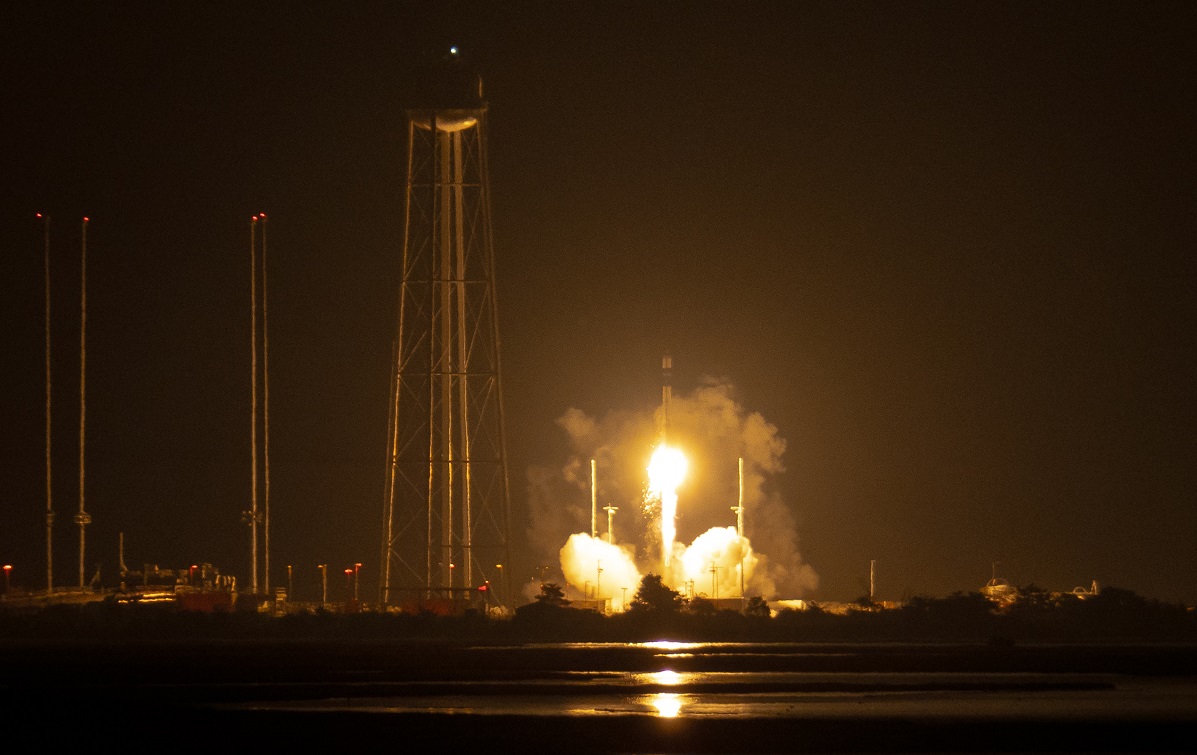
[2,2,1194,605]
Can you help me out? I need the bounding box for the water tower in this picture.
[378,48,512,607]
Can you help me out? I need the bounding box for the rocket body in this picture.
[661,354,672,441]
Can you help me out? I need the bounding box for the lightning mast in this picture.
[40,213,53,594]
[248,214,259,595]
[590,459,597,539]
[76,217,91,588]
[261,213,271,594]
[732,456,745,597]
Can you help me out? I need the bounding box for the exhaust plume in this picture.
[524,376,818,600]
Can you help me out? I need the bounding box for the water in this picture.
[4,640,1193,751]
[211,641,1197,752]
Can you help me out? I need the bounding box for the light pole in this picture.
[621,586,628,611]
[2,565,11,595]
[495,564,505,609]
[287,564,293,600]
[869,559,876,603]
[318,564,327,604]
[354,562,362,602]
[343,568,353,600]
[596,561,603,601]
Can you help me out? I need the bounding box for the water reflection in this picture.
[650,669,682,685]
[649,692,683,717]
[636,640,703,651]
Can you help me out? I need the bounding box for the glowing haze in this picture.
[524,377,819,605]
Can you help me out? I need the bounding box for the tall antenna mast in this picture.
[249,214,259,594]
[261,213,270,594]
[590,459,597,539]
[76,216,91,588]
[40,213,53,595]
[731,457,745,597]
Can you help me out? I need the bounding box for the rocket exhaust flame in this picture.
[648,444,687,577]
[543,368,819,606]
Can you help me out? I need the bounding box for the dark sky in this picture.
[2,2,1194,605]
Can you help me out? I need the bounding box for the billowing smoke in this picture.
[524,377,818,601]
[559,533,642,601]
[675,526,755,598]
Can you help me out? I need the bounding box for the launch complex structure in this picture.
[378,48,513,609]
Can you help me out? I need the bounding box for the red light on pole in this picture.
[353,563,362,602]
[2,564,11,593]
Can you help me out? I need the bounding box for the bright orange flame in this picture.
[648,444,687,572]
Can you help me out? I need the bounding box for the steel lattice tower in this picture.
[379,51,512,608]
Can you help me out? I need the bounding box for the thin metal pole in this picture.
[451,130,473,586]
[261,213,270,594]
[77,216,90,588]
[732,458,745,597]
[40,213,53,594]
[870,559,876,602]
[250,215,259,594]
[590,459,597,539]
[477,106,515,615]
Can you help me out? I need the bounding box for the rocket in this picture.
[661,353,672,442]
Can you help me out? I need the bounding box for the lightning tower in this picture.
[379,47,512,608]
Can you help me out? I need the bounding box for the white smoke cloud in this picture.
[675,526,755,598]
[524,376,818,599]
[560,533,642,602]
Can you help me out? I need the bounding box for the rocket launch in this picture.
[649,353,686,580]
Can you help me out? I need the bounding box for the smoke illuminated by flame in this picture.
[677,526,755,597]
[647,444,687,575]
[560,533,641,601]
[530,377,820,603]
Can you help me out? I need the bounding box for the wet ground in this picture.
[2,640,1194,752]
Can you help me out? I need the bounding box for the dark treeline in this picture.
[1,579,1194,645]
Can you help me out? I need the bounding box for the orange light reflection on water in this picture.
[650,692,683,717]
